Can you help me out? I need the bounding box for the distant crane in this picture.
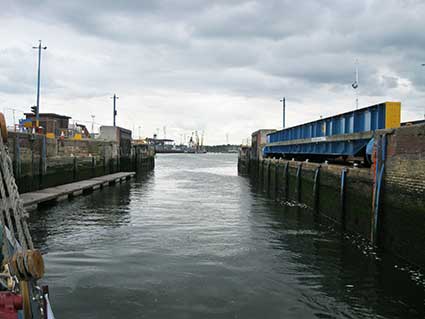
[195,131,200,151]
[189,132,194,148]
[200,131,205,148]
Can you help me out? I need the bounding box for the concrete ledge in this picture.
[56,194,68,202]
[20,172,135,209]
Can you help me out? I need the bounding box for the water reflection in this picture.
[248,180,425,318]
[29,181,133,252]
[27,154,424,319]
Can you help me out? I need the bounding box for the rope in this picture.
[0,130,34,254]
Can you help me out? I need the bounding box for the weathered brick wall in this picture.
[381,124,425,267]
[385,124,425,193]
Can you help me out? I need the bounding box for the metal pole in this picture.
[36,42,41,128]
[32,40,47,129]
[280,97,286,129]
[422,64,425,118]
[355,61,359,110]
[111,94,119,126]
[113,94,116,126]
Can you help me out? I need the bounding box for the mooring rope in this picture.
[0,130,34,253]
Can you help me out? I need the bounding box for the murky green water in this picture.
[29,153,424,318]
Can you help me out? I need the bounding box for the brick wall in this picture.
[381,124,425,267]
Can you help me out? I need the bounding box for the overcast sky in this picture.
[1,0,424,144]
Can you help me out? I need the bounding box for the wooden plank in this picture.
[20,172,135,208]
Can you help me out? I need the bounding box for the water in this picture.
[29,153,424,319]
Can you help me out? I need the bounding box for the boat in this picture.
[185,131,206,153]
[0,112,55,319]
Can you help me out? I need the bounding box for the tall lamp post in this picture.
[110,94,119,126]
[422,63,425,119]
[32,40,47,128]
[352,59,359,109]
[280,97,286,129]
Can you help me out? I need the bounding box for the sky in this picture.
[1,0,424,145]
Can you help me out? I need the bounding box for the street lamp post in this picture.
[280,97,286,129]
[32,40,47,129]
[422,63,425,119]
[110,94,119,126]
[350,59,360,109]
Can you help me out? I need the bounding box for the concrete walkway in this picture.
[20,172,135,210]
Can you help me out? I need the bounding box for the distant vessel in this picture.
[146,136,185,153]
[186,131,206,153]
[144,131,207,154]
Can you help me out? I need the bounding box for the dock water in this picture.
[28,153,424,319]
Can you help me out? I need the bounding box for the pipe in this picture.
[313,166,320,212]
[373,134,387,245]
[296,163,302,201]
[340,168,347,229]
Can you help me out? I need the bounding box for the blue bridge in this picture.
[263,102,401,161]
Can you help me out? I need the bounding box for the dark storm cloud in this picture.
[3,0,425,91]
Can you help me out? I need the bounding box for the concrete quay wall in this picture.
[7,132,155,194]
[240,124,425,269]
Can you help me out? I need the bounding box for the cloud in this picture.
[0,0,424,144]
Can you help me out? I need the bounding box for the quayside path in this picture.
[21,172,135,210]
